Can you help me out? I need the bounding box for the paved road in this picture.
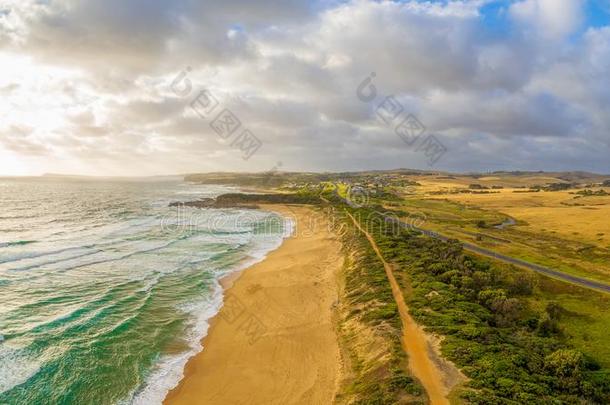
[320,195,610,294]
[410,224,610,294]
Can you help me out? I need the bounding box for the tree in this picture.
[545,349,586,394]
[545,349,585,377]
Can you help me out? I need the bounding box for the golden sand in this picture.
[164,205,343,405]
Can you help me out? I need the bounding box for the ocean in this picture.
[0,177,291,404]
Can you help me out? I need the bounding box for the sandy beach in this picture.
[164,205,343,405]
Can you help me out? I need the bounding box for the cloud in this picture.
[0,0,608,175]
[0,125,50,155]
[0,0,324,74]
[510,0,585,40]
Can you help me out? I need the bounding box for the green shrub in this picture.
[343,207,610,403]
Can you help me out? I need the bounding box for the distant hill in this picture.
[184,169,609,188]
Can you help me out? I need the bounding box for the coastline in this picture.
[164,205,344,405]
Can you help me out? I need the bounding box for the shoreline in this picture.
[132,204,296,404]
[164,204,344,405]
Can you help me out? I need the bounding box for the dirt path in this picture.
[347,212,461,405]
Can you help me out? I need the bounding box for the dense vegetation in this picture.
[182,171,610,403]
[331,207,426,404]
[348,207,610,404]
[171,192,321,209]
[214,192,321,205]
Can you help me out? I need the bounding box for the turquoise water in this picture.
[0,178,289,404]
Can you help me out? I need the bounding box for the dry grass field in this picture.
[393,172,610,284]
[437,188,610,247]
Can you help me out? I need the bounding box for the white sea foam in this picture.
[127,212,294,405]
[0,180,294,404]
[128,280,224,405]
[0,346,41,395]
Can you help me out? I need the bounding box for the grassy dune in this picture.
[188,169,610,403]
[353,207,610,403]
[331,207,427,404]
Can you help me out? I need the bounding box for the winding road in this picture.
[403,221,610,294]
[322,194,610,294]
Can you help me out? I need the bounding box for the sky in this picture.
[0,0,609,176]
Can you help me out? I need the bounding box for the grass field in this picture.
[474,256,610,369]
[536,276,610,369]
[385,174,610,285]
[389,173,610,385]
[353,205,610,403]
[433,187,610,247]
[190,171,610,402]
